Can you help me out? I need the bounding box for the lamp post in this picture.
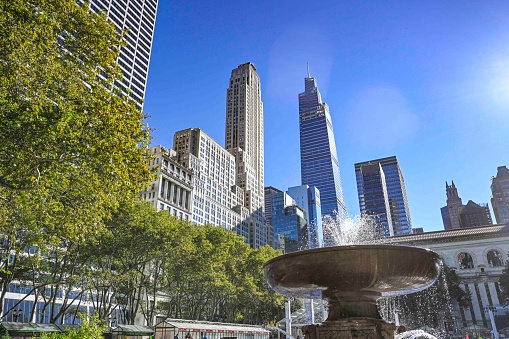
[12,309,23,322]
[285,297,293,339]
[108,315,117,329]
[484,306,499,339]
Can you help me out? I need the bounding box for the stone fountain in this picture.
[263,245,441,339]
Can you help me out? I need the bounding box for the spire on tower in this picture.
[307,63,310,78]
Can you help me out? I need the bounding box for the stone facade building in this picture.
[391,224,509,334]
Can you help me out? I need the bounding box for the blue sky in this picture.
[143,0,509,232]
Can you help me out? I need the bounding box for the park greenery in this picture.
[500,255,509,306]
[0,0,484,335]
[0,0,286,329]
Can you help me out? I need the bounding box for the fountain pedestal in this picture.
[263,245,441,339]
[303,318,396,339]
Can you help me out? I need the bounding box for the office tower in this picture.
[88,0,158,108]
[299,71,347,229]
[265,187,308,254]
[141,145,194,220]
[173,128,249,238]
[355,156,413,236]
[440,181,464,230]
[491,165,509,224]
[225,63,266,248]
[460,200,493,228]
[355,162,394,236]
[287,185,323,248]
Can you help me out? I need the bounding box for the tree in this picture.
[499,254,509,306]
[40,315,106,339]
[0,0,153,315]
[0,0,152,238]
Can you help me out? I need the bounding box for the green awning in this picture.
[111,324,154,335]
[0,322,80,333]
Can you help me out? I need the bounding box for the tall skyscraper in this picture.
[299,70,347,228]
[225,63,266,248]
[440,181,463,230]
[88,0,158,108]
[355,156,413,236]
[491,165,509,224]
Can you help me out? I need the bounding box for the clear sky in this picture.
[143,0,509,232]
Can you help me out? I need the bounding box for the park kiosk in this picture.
[154,319,270,339]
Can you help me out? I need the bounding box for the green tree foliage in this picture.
[499,254,509,306]
[157,224,284,324]
[40,316,106,339]
[0,0,152,238]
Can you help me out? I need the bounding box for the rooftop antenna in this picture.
[307,63,311,78]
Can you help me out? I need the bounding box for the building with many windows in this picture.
[389,224,509,334]
[299,70,346,245]
[225,63,266,248]
[355,156,412,236]
[441,181,464,230]
[355,162,393,236]
[141,145,193,220]
[441,181,493,230]
[173,128,249,237]
[87,0,158,109]
[491,165,509,224]
[264,187,309,254]
[287,185,323,249]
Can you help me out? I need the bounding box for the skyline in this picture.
[143,0,509,232]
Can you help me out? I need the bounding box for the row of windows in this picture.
[457,250,504,269]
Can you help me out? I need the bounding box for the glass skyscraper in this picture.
[265,187,309,254]
[299,72,347,231]
[355,156,413,236]
[287,185,323,249]
[355,163,393,236]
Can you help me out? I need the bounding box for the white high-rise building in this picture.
[87,0,158,108]
[225,62,266,248]
[173,128,250,238]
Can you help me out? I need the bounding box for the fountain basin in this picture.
[263,245,441,320]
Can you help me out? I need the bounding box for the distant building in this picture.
[390,224,509,333]
[265,187,309,254]
[141,145,193,220]
[355,156,413,236]
[287,185,323,249]
[460,200,493,228]
[225,63,266,248]
[441,181,464,230]
[173,128,249,238]
[298,70,346,242]
[491,165,509,224]
[441,181,493,229]
[355,162,393,236]
[412,227,424,234]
